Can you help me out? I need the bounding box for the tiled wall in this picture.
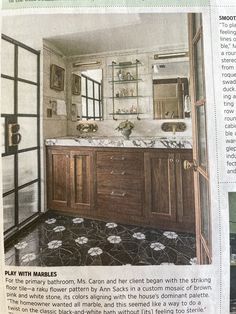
[42,43,68,139]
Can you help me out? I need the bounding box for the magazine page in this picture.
[210,1,236,312]
[0,0,233,313]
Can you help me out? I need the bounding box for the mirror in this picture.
[152,59,189,119]
[72,68,103,121]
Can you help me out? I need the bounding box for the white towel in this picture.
[184,95,191,113]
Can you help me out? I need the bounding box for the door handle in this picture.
[12,133,22,145]
[8,123,21,146]
[183,159,198,171]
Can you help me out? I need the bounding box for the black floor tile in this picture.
[5,212,196,266]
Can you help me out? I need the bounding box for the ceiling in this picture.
[2,13,188,56]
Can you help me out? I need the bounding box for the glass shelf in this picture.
[109,96,144,99]
[109,112,143,116]
[110,60,142,119]
[109,79,142,84]
[109,60,141,69]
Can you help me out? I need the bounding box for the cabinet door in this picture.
[175,151,195,231]
[70,150,94,212]
[145,151,176,224]
[47,148,70,211]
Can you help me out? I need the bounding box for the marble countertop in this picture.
[45,136,192,149]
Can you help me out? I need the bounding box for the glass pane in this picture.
[95,101,100,117]
[18,117,37,150]
[197,105,207,169]
[94,83,99,99]
[1,78,14,114]
[19,183,38,223]
[18,150,38,186]
[2,155,14,194]
[88,99,94,117]
[82,98,87,117]
[199,174,210,244]
[18,82,37,114]
[194,38,204,100]
[18,47,37,82]
[1,39,14,77]
[3,193,15,231]
[81,77,86,95]
[87,80,93,98]
[1,117,5,154]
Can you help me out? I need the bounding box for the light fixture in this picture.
[154,52,188,60]
[73,61,101,67]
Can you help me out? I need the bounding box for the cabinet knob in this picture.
[176,159,180,163]
[169,158,174,163]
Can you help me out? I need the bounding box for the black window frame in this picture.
[81,73,103,120]
[1,34,41,239]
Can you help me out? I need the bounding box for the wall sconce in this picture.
[73,61,101,67]
[154,52,188,60]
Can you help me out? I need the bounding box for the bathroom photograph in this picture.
[1,12,212,266]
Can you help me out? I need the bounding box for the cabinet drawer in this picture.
[96,151,143,174]
[97,174,143,191]
[97,192,143,214]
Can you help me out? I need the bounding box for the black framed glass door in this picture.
[1,34,41,238]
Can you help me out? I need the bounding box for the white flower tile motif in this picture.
[161,262,175,265]
[133,232,146,240]
[190,257,197,265]
[150,242,165,251]
[21,253,37,263]
[53,226,66,232]
[14,241,28,250]
[107,235,122,244]
[72,218,84,224]
[48,240,62,249]
[88,247,103,256]
[163,231,178,239]
[106,222,118,229]
[45,218,56,224]
[75,237,88,245]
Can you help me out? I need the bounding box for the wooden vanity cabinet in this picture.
[47,147,95,213]
[47,146,194,232]
[144,149,195,232]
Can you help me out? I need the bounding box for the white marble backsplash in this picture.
[45,135,192,149]
[67,118,192,138]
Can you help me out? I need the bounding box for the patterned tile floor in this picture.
[5,212,196,266]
